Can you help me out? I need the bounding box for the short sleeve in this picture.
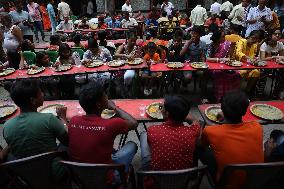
[247,8,254,20]
[260,42,267,52]
[108,118,129,135]
[48,114,67,138]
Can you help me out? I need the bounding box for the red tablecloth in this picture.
[57,28,129,34]
[198,101,284,126]
[0,63,148,81]
[0,99,163,122]
[150,61,284,72]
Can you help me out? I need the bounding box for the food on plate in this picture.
[101,109,116,119]
[250,104,283,120]
[191,62,209,69]
[167,62,184,68]
[146,102,163,119]
[0,68,15,76]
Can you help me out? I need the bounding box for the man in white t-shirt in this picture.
[58,0,71,21]
[87,0,93,17]
[210,0,221,16]
[122,0,132,13]
[161,0,174,16]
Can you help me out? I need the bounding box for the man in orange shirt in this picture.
[201,90,264,182]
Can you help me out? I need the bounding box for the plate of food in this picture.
[27,67,45,75]
[226,60,243,67]
[0,68,15,77]
[250,104,283,121]
[146,102,163,119]
[108,60,125,67]
[128,58,143,65]
[54,64,73,72]
[0,104,17,119]
[251,60,267,67]
[101,109,116,119]
[276,59,284,65]
[38,104,65,116]
[167,62,184,69]
[191,62,209,69]
[205,106,224,123]
[85,60,104,68]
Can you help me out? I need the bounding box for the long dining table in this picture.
[150,61,284,72]
[0,63,148,81]
[198,100,284,126]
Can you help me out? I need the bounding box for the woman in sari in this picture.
[206,30,241,102]
[40,2,51,31]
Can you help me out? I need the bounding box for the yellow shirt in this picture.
[225,34,242,43]
[165,21,176,33]
[235,38,258,61]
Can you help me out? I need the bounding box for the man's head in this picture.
[191,26,203,43]
[64,16,69,23]
[242,0,251,7]
[229,24,240,35]
[15,1,23,12]
[48,0,54,4]
[161,11,167,17]
[173,36,182,47]
[163,95,190,123]
[147,42,157,56]
[124,11,130,20]
[221,91,249,123]
[247,30,260,45]
[27,0,33,5]
[10,79,44,110]
[126,0,130,5]
[79,82,108,114]
[258,0,266,9]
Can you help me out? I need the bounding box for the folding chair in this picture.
[0,151,66,189]
[137,165,207,189]
[46,50,59,63]
[60,161,135,189]
[216,162,284,189]
[22,51,36,65]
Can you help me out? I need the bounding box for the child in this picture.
[54,43,76,66]
[72,33,85,49]
[165,15,176,40]
[142,42,161,96]
[48,35,62,51]
[35,51,50,67]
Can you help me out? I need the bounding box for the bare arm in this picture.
[109,100,138,131]
[114,44,130,59]
[180,40,192,56]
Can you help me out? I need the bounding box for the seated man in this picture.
[201,90,264,182]
[121,11,138,28]
[107,14,121,28]
[140,95,200,170]
[77,17,90,29]
[68,82,138,171]
[97,16,108,29]
[3,79,68,159]
[56,16,74,31]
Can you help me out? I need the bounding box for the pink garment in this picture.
[27,2,42,21]
[210,41,241,102]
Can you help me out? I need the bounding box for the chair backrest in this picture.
[137,165,207,189]
[60,161,126,189]
[217,162,284,189]
[71,48,85,59]
[0,151,64,189]
[46,50,59,63]
[22,51,36,65]
[70,15,78,23]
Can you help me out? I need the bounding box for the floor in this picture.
[1,31,284,188]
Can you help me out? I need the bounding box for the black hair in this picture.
[21,39,33,52]
[58,43,71,57]
[10,79,41,109]
[221,90,249,123]
[211,30,224,44]
[148,28,157,38]
[173,29,184,39]
[98,30,107,47]
[87,38,98,49]
[230,24,240,33]
[208,23,219,33]
[191,26,203,36]
[73,33,82,44]
[161,11,167,17]
[36,51,47,67]
[270,130,284,142]
[50,35,61,46]
[79,82,105,114]
[147,42,157,49]
[7,51,21,69]
[164,95,191,123]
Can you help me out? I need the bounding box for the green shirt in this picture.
[3,112,67,158]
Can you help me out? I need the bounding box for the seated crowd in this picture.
[0,0,284,188]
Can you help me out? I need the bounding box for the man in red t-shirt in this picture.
[140,95,201,170]
[68,82,138,171]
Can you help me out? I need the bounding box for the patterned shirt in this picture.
[220,1,233,12]
[210,2,221,15]
[27,2,42,21]
[147,121,200,170]
[83,47,112,62]
[121,18,138,28]
[246,6,272,37]
[228,4,244,26]
[190,5,208,26]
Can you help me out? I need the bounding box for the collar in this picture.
[197,5,201,7]
[257,5,266,11]
[164,120,184,127]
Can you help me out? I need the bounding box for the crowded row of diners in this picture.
[0,0,284,188]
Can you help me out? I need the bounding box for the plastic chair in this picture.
[216,162,284,189]
[60,161,132,189]
[22,51,36,65]
[46,50,59,63]
[70,15,78,23]
[0,151,66,189]
[71,48,85,59]
[137,165,207,189]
